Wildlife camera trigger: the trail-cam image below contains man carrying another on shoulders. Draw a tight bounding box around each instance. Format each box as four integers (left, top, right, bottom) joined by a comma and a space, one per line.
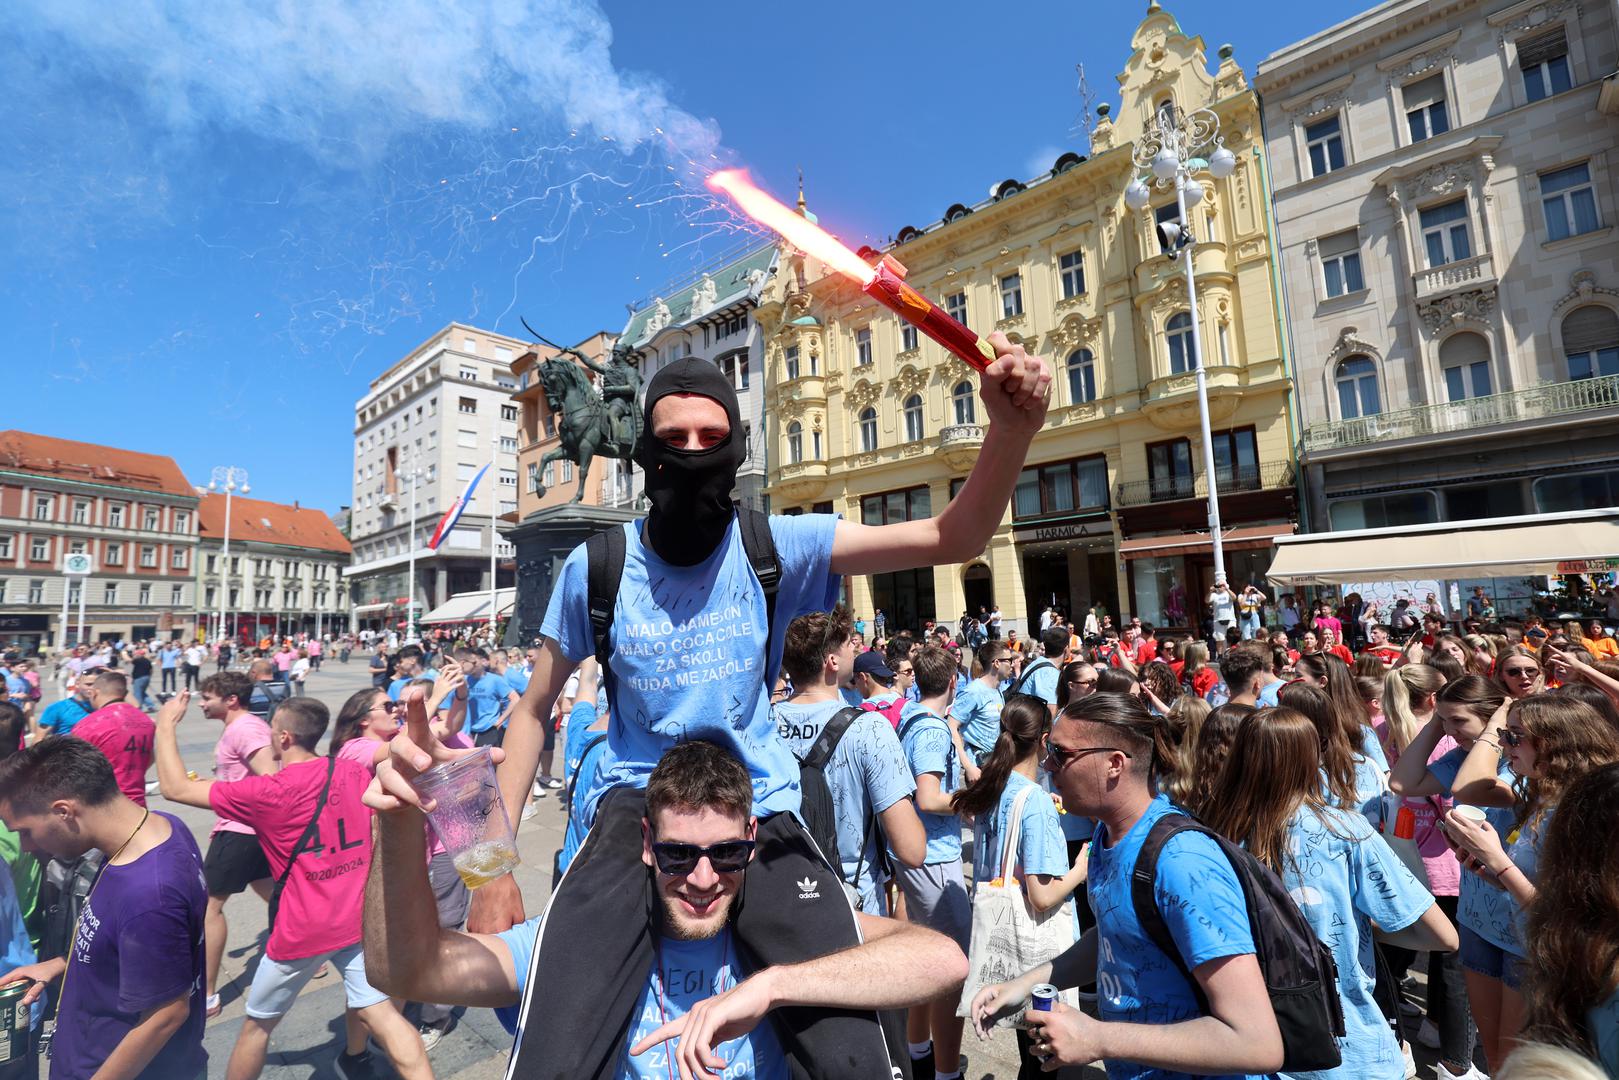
364, 728, 967, 1080
378, 337, 1045, 1077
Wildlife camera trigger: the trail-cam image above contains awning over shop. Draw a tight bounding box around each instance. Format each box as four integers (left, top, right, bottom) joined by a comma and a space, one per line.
352, 602, 394, 615
1267, 509, 1619, 586
420, 588, 516, 625
1119, 524, 1295, 560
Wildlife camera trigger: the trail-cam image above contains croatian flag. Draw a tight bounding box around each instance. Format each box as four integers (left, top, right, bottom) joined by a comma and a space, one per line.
427, 462, 491, 550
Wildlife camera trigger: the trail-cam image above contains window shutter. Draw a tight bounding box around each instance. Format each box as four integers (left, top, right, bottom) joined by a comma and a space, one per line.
1317, 230, 1359, 258
1564, 306, 1619, 355
1517, 27, 1568, 68
1404, 73, 1446, 108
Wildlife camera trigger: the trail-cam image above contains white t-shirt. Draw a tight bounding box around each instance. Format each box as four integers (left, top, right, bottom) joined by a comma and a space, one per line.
1208, 589, 1236, 625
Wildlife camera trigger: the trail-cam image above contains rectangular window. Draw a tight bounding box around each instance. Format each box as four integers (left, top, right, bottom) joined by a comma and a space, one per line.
67, 539, 86, 555
138, 583, 151, 605
171, 548, 187, 569
140, 545, 157, 567
1519, 28, 1572, 102
205, 586, 216, 607
543, 461, 555, 488
0, 535, 10, 559
1147, 439, 1195, 500
1305, 115, 1346, 176
458, 396, 477, 414
496, 377, 516, 390
174, 511, 189, 532
103, 541, 121, 566
944, 291, 967, 328
1404, 74, 1450, 143
457, 428, 477, 448
860, 486, 931, 525
1445, 360, 1493, 401
1210, 428, 1260, 489
499, 469, 517, 487
500, 404, 518, 422
457, 462, 475, 483
856, 328, 873, 366
1318, 230, 1365, 297
1012, 456, 1110, 520
105, 582, 119, 604
561, 460, 574, 483
28, 581, 43, 604
785, 345, 801, 381
495, 345, 513, 364
901, 323, 918, 352
30, 537, 48, 561
499, 436, 517, 452
72, 500, 91, 524
1541, 163, 1600, 242
33, 496, 52, 521
108, 504, 125, 527
143, 507, 159, 530
463, 336, 478, 354
1419, 199, 1472, 267
999, 273, 1024, 318
171, 584, 184, 604
1059, 250, 1086, 299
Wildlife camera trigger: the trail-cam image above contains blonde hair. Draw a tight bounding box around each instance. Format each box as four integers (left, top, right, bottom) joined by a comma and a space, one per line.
1495, 1043, 1609, 1080
1382, 664, 1444, 753
1160, 695, 1211, 807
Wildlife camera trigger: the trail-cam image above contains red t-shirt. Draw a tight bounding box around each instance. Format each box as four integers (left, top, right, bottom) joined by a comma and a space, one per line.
208, 757, 373, 961
72, 704, 154, 807
1137, 639, 1159, 664
1187, 667, 1220, 699
1328, 644, 1354, 664
1362, 645, 1403, 667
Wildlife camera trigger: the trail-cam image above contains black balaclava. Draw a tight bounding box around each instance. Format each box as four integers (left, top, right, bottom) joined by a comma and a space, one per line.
634, 357, 746, 566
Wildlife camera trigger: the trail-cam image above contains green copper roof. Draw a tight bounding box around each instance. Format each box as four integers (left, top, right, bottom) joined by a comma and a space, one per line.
621, 243, 777, 347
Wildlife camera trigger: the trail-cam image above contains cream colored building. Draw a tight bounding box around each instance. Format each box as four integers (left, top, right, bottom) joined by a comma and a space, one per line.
1258, 0, 1619, 609
758, 5, 1298, 636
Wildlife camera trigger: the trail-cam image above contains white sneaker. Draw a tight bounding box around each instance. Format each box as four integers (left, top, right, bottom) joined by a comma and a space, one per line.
520, 801, 538, 821
1402, 1041, 1417, 1080
1418, 1019, 1441, 1049
1436, 1059, 1488, 1080
530, 782, 550, 799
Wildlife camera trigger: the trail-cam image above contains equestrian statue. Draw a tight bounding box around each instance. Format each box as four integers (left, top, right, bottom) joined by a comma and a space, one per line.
532, 340, 643, 503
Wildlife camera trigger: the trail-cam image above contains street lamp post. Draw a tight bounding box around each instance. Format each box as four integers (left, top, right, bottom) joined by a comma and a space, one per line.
1125, 104, 1238, 585
207, 467, 250, 643
401, 450, 425, 643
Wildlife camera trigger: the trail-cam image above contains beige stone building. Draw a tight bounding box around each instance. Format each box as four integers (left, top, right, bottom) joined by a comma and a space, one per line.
1258, 0, 1619, 607
757, 5, 1298, 635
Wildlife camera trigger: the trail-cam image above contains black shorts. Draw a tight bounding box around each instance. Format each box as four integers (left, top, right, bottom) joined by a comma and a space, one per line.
204, 831, 272, 897
473, 726, 506, 749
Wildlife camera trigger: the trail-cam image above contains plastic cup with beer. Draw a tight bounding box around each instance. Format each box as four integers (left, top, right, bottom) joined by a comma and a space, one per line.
410, 747, 520, 889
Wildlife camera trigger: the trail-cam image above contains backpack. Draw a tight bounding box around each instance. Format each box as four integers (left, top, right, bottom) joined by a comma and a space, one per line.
1130, 814, 1346, 1073
37, 850, 105, 1018
1008, 656, 1055, 697
794, 706, 890, 889
586, 505, 779, 694
860, 696, 906, 730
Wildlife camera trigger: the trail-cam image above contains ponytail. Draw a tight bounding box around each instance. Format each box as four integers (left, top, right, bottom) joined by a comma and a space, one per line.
1383, 664, 1444, 753
952, 694, 1048, 818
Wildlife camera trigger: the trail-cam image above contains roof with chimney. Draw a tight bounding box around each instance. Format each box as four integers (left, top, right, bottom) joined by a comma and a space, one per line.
0, 430, 195, 498
198, 492, 352, 555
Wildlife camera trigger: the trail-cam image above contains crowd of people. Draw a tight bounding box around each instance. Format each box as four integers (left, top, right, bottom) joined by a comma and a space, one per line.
1, 334, 1616, 1080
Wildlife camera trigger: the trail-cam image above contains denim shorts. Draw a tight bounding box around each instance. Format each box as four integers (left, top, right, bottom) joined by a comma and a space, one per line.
244, 943, 386, 1019
1458, 925, 1523, 990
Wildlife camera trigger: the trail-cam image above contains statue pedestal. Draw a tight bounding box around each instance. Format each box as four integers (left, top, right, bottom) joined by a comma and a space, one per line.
501, 504, 643, 647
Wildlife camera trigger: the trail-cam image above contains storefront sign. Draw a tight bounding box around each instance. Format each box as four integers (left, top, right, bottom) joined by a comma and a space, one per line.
0, 615, 48, 633
1556, 559, 1619, 574
1012, 520, 1111, 545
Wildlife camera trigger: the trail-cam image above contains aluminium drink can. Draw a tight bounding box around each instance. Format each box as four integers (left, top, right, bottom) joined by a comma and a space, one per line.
0, 980, 27, 1065
1030, 983, 1058, 1012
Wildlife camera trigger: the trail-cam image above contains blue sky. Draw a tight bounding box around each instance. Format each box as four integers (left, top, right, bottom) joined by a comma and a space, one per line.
2, 0, 1369, 515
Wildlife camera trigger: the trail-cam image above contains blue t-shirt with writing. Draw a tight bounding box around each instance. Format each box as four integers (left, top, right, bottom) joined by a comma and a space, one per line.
897, 702, 962, 865
773, 697, 915, 914
1429, 747, 1522, 953
1281, 804, 1433, 1080
971, 771, 1068, 889
558, 701, 608, 876
386, 667, 440, 703
950, 680, 1004, 764
1086, 795, 1263, 1080
498, 917, 788, 1078
542, 515, 840, 824
463, 672, 514, 734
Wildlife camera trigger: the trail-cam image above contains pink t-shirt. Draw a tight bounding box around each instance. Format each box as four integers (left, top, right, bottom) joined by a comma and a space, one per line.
273, 650, 296, 672
208, 757, 373, 961
307, 640, 322, 656
335, 736, 383, 774
1376, 720, 1462, 896
212, 715, 274, 837
73, 704, 154, 807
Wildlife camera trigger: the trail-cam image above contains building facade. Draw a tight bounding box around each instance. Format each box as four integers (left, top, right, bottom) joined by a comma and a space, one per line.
757, 6, 1296, 635
610, 243, 778, 510
510, 331, 618, 517
1258, 0, 1619, 609
0, 431, 200, 649
344, 323, 527, 630
195, 493, 352, 642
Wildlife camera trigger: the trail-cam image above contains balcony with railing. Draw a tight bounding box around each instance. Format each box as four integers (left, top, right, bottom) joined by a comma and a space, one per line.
1413, 253, 1494, 301
1114, 461, 1296, 508
936, 423, 984, 469
1302, 374, 1619, 455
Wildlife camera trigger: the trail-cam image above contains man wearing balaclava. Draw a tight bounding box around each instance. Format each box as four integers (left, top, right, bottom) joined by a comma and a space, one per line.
375, 334, 1052, 1077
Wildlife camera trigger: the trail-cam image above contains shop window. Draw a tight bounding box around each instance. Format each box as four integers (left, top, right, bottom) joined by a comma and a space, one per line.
1327, 491, 1438, 530
1534, 468, 1619, 513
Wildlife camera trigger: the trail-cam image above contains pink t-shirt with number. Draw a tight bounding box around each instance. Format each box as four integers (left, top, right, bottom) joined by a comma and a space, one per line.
208, 757, 373, 961
212, 714, 274, 837
72, 703, 154, 807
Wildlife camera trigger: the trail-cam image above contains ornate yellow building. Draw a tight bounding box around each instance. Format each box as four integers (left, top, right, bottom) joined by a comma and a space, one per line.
757, 4, 1299, 636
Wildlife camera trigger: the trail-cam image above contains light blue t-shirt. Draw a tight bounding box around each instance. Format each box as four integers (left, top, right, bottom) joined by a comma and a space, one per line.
1086, 795, 1263, 1080
159, 647, 181, 669
504, 665, 531, 695
971, 771, 1068, 890
1504, 807, 1551, 946
40, 695, 93, 736
1590, 989, 1619, 1080
897, 702, 962, 865
1014, 657, 1061, 705
463, 672, 515, 733
1281, 805, 1433, 1080
542, 515, 840, 825
558, 701, 608, 876
951, 680, 1004, 764
773, 698, 915, 914
1429, 747, 1522, 954
496, 916, 788, 1078
1359, 727, 1390, 772
386, 668, 440, 703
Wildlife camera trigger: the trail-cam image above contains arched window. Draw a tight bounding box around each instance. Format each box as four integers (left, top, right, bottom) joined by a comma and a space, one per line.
1166, 312, 1197, 373
786, 421, 803, 464
1334, 356, 1381, 419
859, 407, 878, 452
1439, 332, 1493, 401
1067, 349, 1097, 404
952, 381, 976, 425
1564, 305, 1619, 381
903, 394, 925, 442
1156, 97, 1177, 129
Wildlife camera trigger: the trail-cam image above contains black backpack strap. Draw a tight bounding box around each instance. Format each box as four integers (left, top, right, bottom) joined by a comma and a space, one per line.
735, 506, 780, 664
1129, 813, 1214, 1012
1009, 657, 1053, 697
801, 706, 864, 771
585, 525, 627, 678
269, 755, 337, 930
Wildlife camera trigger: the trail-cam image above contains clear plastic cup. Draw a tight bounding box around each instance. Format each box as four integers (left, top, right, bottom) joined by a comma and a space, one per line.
410, 748, 520, 889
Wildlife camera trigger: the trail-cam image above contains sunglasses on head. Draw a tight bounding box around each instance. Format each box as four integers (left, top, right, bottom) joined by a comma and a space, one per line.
650, 839, 755, 875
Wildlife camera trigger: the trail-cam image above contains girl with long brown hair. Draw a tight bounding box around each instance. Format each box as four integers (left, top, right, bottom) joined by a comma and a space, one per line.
1389, 675, 1516, 1074
1520, 761, 1619, 1075
1184, 701, 1254, 817
1298, 651, 1390, 772
1494, 645, 1544, 700
1201, 708, 1455, 1079
1277, 681, 1366, 813
1156, 694, 1209, 808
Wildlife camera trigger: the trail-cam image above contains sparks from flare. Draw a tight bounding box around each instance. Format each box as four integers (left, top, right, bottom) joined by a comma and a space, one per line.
706, 169, 875, 285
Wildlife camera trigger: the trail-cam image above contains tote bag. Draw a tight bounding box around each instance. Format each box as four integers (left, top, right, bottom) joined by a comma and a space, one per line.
956, 785, 1079, 1023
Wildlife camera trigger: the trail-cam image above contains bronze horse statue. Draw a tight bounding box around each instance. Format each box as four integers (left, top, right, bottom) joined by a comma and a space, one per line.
534, 356, 640, 503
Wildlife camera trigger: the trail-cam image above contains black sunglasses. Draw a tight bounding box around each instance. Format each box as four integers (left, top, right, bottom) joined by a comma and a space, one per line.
1500, 729, 1530, 748
1043, 737, 1130, 769
650, 839, 755, 875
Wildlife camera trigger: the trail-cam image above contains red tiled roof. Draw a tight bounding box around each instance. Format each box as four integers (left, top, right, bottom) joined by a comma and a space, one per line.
198, 493, 352, 554
0, 430, 194, 497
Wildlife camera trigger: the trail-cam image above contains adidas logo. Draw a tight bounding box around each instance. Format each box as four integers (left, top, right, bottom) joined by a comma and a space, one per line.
796, 877, 820, 900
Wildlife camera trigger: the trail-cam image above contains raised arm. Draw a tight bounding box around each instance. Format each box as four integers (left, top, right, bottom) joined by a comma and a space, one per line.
1388, 712, 1450, 797
152, 692, 214, 809
1451, 701, 1516, 808
831, 334, 1049, 575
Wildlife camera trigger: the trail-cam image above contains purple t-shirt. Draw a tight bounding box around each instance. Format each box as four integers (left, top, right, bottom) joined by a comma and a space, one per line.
55, 811, 207, 1080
